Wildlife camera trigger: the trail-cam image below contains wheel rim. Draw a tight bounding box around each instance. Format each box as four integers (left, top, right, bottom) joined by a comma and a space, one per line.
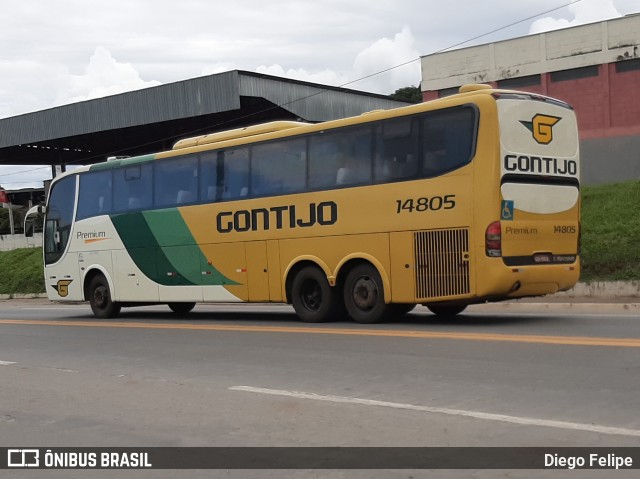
300, 278, 322, 312
93, 285, 108, 310
352, 275, 378, 311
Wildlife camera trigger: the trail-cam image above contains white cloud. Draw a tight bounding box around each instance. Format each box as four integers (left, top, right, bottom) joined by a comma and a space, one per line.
352, 26, 421, 93
255, 64, 350, 88
255, 26, 421, 95
0, 47, 162, 118
201, 63, 236, 77
530, 0, 622, 34
57, 47, 162, 105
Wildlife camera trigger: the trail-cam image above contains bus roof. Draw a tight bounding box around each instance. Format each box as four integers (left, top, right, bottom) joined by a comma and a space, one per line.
173, 121, 310, 150
51, 84, 572, 183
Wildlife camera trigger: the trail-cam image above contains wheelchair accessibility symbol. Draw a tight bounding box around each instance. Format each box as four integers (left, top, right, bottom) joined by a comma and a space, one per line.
501, 200, 514, 220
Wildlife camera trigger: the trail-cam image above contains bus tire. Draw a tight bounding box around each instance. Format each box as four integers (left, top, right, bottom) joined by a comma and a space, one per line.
88, 274, 121, 319
343, 264, 389, 324
427, 304, 467, 318
291, 266, 338, 323
168, 302, 196, 315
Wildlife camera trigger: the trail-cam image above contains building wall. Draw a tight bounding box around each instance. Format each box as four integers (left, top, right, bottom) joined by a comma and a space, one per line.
610, 62, 640, 130
581, 135, 640, 184
421, 15, 640, 185
0, 233, 42, 251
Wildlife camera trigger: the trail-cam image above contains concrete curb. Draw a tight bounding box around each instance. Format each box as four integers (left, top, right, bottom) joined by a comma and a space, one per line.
478, 302, 640, 313
0, 293, 48, 300
554, 281, 640, 298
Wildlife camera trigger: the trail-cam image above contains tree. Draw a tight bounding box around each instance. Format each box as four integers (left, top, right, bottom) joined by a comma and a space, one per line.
390, 85, 422, 104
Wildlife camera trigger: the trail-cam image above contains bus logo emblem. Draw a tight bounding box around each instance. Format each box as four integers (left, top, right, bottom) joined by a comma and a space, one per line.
53, 279, 73, 297
520, 114, 561, 145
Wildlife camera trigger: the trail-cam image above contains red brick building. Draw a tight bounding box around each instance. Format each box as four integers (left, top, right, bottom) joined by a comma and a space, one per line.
420, 14, 640, 185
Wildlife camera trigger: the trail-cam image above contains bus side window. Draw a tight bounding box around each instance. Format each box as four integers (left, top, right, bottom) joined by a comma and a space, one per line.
154, 156, 198, 208
251, 140, 305, 196
423, 133, 446, 176
336, 153, 370, 185
422, 108, 476, 177
374, 118, 418, 182
309, 134, 341, 189
199, 151, 220, 202
128, 197, 142, 209
222, 148, 249, 199
335, 157, 354, 185
309, 126, 372, 189
77, 170, 113, 220
114, 164, 153, 212
176, 190, 196, 204
199, 148, 249, 202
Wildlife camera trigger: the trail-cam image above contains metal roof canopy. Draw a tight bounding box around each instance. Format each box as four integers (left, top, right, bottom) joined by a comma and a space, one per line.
0, 70, 409, 167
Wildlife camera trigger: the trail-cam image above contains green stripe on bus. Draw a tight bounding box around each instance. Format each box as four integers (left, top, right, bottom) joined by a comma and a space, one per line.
110, 210, 239, 286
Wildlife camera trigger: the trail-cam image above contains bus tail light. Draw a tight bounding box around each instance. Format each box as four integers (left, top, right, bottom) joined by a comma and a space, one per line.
485, 221, 502, 257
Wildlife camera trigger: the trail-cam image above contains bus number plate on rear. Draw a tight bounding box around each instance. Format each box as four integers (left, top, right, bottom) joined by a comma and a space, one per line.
395, 195, 456, 214
533, 253, 552, 263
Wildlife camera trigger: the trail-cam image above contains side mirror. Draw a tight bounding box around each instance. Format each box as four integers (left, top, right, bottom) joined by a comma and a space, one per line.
23, 205, 45, 238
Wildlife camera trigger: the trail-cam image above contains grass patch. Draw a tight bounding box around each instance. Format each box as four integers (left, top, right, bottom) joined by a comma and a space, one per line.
580, 180, 640, 281
0, 247, 45, 294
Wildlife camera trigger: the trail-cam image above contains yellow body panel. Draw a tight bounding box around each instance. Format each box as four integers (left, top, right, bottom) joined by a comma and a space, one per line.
179, 170, 476, 304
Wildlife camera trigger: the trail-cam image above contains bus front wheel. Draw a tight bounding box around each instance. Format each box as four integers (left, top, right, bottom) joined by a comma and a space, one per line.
88, 274, 121, 319
343, 264, 389, 324
291, 266, 339, 323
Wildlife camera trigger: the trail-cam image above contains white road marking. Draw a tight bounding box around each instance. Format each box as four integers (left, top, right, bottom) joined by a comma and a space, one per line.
230, 386, 640, 438
0, 360, 17, 366
49, 367, 79, 373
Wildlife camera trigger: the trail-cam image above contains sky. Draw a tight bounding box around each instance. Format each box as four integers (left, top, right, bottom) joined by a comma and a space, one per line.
0, 0, 637, 190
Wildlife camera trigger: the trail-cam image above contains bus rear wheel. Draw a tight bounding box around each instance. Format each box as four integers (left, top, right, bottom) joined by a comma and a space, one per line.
88, 274, 121, 319
291, 266, 339, 323
343, 264, 389, 324
168, 302, 196, 315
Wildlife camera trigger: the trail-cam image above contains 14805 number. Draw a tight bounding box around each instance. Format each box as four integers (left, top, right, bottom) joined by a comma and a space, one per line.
395, 195, 456, 214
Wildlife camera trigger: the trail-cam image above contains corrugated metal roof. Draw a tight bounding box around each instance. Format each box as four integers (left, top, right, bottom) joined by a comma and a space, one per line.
0, 71, 240, 148
238, 71, 403, 122
0, 71, 408, 163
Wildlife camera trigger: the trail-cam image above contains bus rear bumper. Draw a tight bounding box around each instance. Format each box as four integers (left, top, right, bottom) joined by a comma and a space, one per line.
503, 264, 579, 299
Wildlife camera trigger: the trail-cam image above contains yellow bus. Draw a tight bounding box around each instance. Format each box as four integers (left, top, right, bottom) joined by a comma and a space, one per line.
26, 84, 580, 323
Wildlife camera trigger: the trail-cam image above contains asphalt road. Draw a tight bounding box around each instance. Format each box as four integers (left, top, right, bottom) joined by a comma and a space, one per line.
1, 299, 639, 479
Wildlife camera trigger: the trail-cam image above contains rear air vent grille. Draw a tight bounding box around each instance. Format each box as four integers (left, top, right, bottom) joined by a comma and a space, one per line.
414, 228, 470, 300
